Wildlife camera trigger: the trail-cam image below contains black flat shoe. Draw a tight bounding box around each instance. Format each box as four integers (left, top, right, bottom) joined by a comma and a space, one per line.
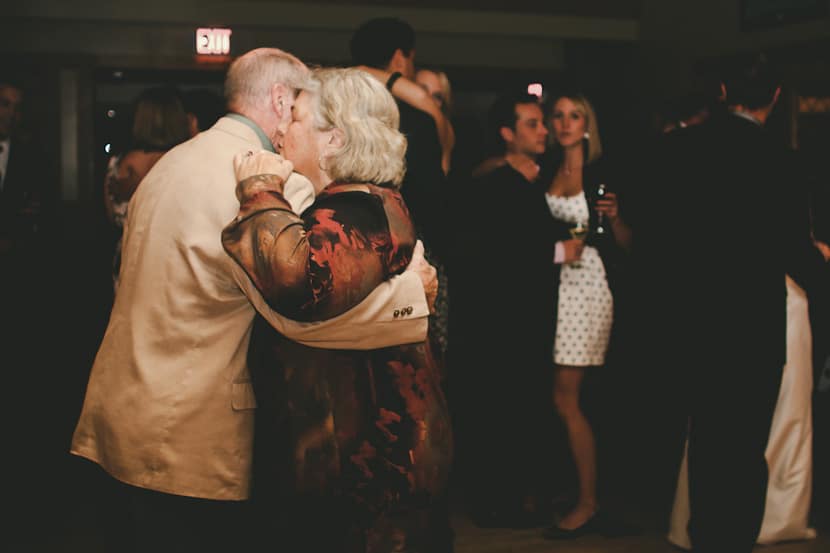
541, 512, 600, 540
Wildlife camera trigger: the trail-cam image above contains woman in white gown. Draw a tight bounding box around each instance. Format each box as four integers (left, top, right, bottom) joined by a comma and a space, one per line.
667, 275, 817, 547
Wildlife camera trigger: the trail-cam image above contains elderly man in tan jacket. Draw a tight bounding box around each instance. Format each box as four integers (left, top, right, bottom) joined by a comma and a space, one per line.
70, 48, 437, 552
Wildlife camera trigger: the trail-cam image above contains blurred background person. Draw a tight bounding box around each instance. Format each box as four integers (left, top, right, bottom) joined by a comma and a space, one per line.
0, 77, 54, 257
666, 84, 830, 549
2, 75, 60, 547
541, 91, 631, 539
103, 86, 190, 292
415, 67, 456, 174
351, 17, 451, 374
636, 52, 825, 553
450, 90, 569, 529
356, 63, 455, 178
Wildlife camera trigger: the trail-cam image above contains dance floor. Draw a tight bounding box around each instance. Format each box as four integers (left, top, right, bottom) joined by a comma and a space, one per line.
452, 512, 829, 553
18, 494, 829, 553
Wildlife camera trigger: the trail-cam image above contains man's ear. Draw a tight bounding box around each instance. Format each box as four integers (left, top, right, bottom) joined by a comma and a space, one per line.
499, 126, 515, 146
270, 83, 292, 120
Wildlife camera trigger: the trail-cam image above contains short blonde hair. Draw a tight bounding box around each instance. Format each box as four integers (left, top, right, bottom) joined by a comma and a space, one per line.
549, 93, 603, 163
225, 48, 309, 113
308, 67, 407, 186
416, 68, 453, 115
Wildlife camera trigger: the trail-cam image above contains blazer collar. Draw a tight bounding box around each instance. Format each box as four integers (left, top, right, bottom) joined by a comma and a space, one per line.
214, 114, 276, 152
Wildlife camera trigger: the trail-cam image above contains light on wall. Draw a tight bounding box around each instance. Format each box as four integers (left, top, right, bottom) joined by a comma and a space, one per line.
196, 28, 232, 55
527, 83, 543, 99
799, 96, 830, 113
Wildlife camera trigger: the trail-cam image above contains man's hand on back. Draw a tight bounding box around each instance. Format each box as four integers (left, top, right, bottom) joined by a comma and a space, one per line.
406, 240, 438, 314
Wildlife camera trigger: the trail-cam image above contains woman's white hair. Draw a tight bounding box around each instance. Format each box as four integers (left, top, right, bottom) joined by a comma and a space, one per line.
225, 48, 309, 112
307, 67, 407, 186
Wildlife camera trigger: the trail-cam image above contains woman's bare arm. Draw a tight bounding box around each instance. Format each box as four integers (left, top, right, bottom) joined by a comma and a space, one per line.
356, 66, 454, 174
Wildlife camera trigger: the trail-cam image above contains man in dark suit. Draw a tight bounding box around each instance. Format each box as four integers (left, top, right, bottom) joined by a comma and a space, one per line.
2, 77, 61, 550
639, 53, 825, 553
450, 90, 579, 528
0, 82, 36, 255
349, 17, 448, 263
0, 79, 50, 256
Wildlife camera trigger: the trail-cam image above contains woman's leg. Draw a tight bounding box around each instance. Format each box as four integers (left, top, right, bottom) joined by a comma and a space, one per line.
553, 364, 597, 529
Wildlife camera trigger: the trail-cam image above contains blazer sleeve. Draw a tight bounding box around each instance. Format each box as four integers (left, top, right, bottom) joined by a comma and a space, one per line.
222, 175, 428, 350
233, 264, 427, 350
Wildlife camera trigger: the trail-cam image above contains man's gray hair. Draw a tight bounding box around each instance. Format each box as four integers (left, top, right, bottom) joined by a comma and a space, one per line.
309, 67, 406, 186
225, 48, 309, 112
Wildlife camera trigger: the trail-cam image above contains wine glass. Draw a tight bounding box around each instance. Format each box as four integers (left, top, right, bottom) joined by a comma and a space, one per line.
568, 221, 588, 268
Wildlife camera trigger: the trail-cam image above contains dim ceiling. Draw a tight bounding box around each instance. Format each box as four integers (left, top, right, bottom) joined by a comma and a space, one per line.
242, 0, 642, 19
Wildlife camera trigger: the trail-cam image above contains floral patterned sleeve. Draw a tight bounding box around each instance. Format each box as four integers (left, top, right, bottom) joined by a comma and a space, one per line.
222, 175, 414, 322
104, 155, 129, 228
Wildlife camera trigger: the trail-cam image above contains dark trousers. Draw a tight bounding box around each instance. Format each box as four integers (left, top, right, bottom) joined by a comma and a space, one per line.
684, 361, 782, 553
449, 346, 554, 519
84, 463, 259, 553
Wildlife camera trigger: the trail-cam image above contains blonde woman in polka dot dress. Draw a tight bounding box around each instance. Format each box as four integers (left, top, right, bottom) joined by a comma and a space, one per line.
542, 93, 631, 539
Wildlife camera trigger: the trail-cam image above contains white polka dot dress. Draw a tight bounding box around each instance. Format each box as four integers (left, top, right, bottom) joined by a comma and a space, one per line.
546, 191, 613, 367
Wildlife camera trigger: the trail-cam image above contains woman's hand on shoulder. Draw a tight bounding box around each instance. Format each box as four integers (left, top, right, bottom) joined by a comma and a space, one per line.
233, 149, 295, 202
405, 240, 438, 314
234, 149, 293, 182
471, 156, 507, 179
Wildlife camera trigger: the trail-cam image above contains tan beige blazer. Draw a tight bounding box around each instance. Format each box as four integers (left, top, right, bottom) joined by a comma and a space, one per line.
70, 117, 428, 500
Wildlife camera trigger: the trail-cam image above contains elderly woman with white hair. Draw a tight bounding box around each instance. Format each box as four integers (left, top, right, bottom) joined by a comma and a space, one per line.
222, 67, 453, 553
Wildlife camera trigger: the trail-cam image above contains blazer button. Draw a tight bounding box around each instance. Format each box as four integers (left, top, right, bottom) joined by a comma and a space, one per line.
406, 306, 413, 315
393, 309, 400, 318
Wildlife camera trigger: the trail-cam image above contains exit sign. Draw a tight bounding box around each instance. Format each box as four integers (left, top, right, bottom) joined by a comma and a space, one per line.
196, 28, 232, 55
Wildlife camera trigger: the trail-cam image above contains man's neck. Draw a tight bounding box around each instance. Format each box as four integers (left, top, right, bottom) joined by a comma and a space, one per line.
505, 151, 536, 167
228, 109, 278, 152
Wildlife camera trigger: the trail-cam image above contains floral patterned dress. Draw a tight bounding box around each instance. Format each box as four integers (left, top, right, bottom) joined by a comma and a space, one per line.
222, 179, 453, 553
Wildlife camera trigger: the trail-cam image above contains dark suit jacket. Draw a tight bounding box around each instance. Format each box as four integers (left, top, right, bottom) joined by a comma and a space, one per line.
451, 164, 567, 371
0, 136, 53, 247
396, 102, 449, 264
639, 112, 824, 370
448, 164, 566, 480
